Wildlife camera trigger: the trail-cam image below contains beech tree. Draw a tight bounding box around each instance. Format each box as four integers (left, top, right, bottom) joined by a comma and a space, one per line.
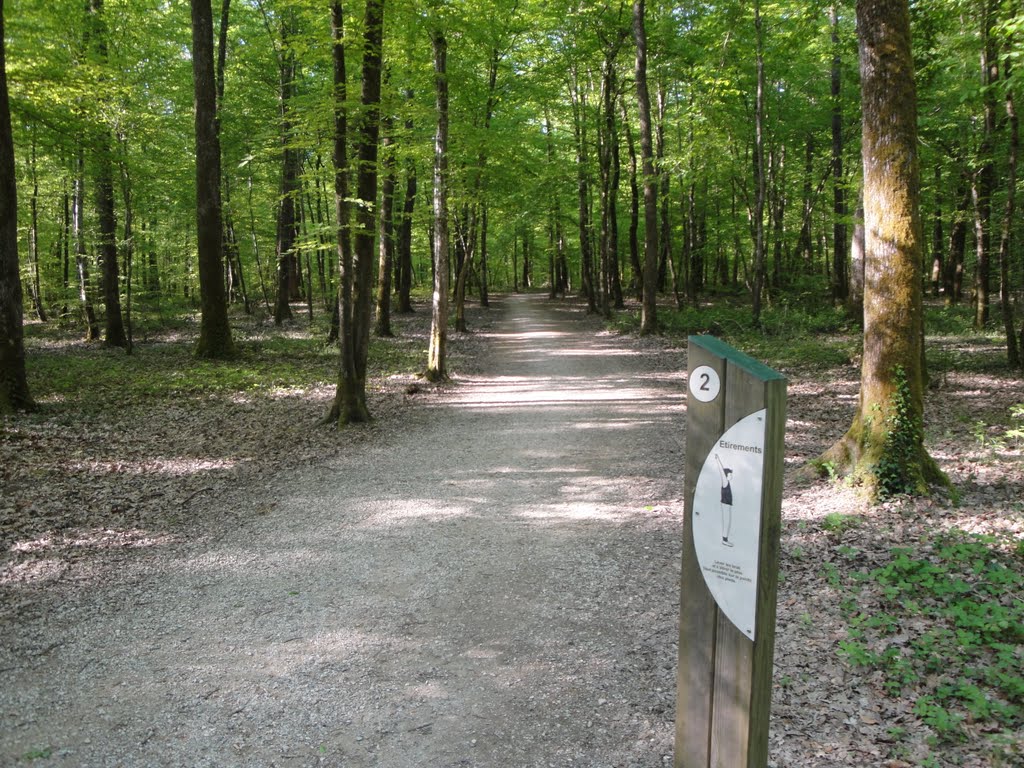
190, 0, 234, 359
425, 21, 450, 383
633, 0, 658, 335
0, 0, 33, 413
329, 0, 384, 424
823, 0, 944, 497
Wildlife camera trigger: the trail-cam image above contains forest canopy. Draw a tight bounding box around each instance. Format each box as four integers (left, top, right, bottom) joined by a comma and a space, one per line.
1, 0, 1020, 361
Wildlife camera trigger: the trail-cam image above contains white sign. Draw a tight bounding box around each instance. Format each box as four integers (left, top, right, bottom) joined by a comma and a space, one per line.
692, 409, 767, 640
689, 365, 721, 403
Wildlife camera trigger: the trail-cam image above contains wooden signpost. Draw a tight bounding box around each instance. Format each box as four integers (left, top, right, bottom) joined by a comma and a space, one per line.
675, 336, 787, 768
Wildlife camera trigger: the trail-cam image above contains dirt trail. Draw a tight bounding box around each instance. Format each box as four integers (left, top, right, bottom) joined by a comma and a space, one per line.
2, 294, 686, 768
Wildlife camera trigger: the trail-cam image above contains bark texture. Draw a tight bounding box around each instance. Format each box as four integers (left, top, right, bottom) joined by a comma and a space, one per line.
633, 0, 658, 335
426, 26, 449, 383
331, 0, 383, 423
190, 0, 234, 358
0, 0, 34, 412
823, 0, 943, 496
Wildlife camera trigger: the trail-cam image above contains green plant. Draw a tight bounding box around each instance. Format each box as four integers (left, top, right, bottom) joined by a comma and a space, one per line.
874, 366, 926, 500
822, 512, 861, 534
836, 530, 1024, 744
23, 747, 53, 761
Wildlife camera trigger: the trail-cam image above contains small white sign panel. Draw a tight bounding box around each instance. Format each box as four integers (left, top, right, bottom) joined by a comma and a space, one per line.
689, 365, 721, 403
692, 409, 767, 640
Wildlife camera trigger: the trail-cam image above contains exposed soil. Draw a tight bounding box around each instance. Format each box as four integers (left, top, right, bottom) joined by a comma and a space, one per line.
1, 293, 1021, 767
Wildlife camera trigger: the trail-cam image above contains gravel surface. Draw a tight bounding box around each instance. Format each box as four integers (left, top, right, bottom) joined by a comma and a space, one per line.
1, 294, 687, 767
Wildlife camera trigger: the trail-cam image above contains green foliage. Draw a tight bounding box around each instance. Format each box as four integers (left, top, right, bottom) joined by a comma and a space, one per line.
822, 512, 861, 535
874, 366, 925, 500
612, 300, 855, 370
837, 530, 1024, 744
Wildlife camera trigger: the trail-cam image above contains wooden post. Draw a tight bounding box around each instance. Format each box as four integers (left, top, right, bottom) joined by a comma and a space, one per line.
675, 335, 786, 768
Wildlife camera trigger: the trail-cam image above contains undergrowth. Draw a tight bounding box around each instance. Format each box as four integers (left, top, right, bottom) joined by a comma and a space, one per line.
837, 530, 1024, 751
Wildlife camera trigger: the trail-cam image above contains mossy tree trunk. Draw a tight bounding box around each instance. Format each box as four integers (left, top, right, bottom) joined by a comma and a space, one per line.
822, 0, 944, 498
0, 0, 34, 413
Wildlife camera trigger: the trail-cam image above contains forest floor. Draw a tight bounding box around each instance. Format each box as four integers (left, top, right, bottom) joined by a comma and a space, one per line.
1, 293, 1022, 768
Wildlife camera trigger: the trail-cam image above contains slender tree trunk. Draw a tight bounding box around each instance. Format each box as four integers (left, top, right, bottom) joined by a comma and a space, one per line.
823, 0, 943, 497
751, 0, 767, 323
331, 0, 383, 421
27, 129, 46, 321
191, 0, 234, 358
396, 93, 416, 314
120, 154, 133, 354
973, 0, 997, 329
931, 165, 943, 297
87, 0, 127, 348
375, 122, 396, 337
998, 50, 1020, 367
0, 0, 33, 413
621, 96, 642, 300
634, 0, 658, 335
426, 25, 449, 382
524, 230, 532, 290
480, 204, 489, 307
944, 178, 969, 306
571, 73, 596, 311
830, 6, 848, 303
655, 83, 681, 310
74, 152, 99, 340
274, 13, 299, 325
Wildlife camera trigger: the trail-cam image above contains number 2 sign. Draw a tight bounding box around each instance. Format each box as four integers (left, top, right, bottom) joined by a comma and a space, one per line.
688, 365, 721, 403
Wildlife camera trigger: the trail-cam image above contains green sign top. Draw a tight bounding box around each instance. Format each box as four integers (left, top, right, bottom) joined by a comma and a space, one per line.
689, 335, 786, 383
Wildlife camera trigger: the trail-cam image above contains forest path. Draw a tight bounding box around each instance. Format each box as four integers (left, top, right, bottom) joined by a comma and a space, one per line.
2, 294, 686, 768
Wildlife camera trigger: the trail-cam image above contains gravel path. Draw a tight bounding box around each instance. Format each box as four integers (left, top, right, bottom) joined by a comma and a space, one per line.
2, 294, 687, 768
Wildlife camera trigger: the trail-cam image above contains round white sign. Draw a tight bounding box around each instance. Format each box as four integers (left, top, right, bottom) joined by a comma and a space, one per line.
689, 365, 721, 403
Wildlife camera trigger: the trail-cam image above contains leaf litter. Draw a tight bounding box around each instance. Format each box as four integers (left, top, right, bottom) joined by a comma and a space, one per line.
1, 299, 1022, 767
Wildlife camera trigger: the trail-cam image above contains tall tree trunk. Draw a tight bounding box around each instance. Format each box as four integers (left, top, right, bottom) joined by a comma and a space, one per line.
522, 229, 531, 289
120, 152, 133, 354
973, 0, 997, 329
571, 72, 596, 311
655, 83, 680, 310
824, 0, 943, 497
27, 129, 46, 321
930, 165, 943, 297
998, 50, 1020, 367
426, 25, 449, 382
396, 93, 416, 314
944, 178, 969, 306
274, 13, 300, 325
621, 96, 642, 300
830, 6, 848, 303
0, 0, 33, 413
331, 0, 383, 421
88, 0, 127, 348
375, 122, 396, 337
190, 0, 234, 358
634, 0, 658, 335
480, 204, 490, 307
74, 151, 100, 340
751, 0, 767, 324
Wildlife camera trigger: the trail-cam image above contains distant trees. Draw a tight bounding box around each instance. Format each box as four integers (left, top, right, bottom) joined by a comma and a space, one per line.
1, 0, 1022, 413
